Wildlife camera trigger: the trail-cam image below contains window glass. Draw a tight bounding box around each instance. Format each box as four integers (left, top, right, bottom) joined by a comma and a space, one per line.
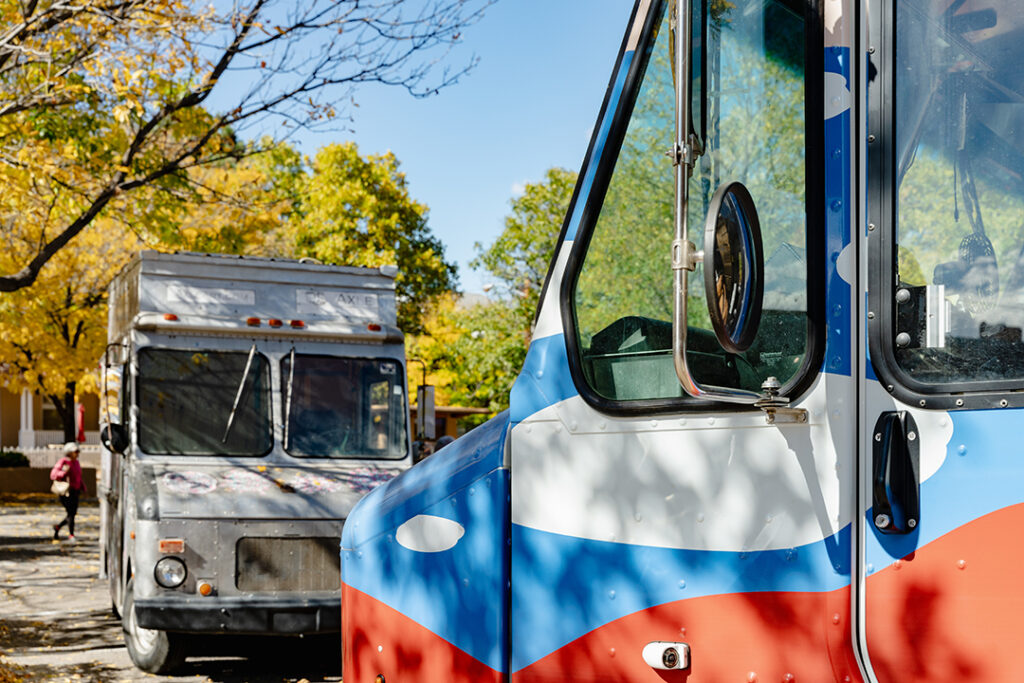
282, 355, 407, 459
572, 0, 810, 402
893, 0, 1024, 385
137, 348, 272, 456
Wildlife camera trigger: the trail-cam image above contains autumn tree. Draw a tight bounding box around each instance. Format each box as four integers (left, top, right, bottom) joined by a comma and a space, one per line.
0, 220, 139, 441
280, 142, 458, 334
0, 0, 492, 293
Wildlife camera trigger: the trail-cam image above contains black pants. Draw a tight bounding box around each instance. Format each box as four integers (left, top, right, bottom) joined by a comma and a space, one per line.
56, 489, 80, 536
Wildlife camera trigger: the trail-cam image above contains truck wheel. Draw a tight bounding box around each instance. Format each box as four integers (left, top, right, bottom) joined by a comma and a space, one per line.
122, 578, 187, 673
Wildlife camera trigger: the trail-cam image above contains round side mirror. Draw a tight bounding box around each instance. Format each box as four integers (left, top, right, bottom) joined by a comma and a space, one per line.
101, 423, 129, 454
702, 181, 764, 354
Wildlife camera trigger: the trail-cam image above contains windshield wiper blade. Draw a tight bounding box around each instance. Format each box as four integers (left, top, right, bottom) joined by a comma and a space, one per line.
222, 343, 257, 443
283, 347, 295, 450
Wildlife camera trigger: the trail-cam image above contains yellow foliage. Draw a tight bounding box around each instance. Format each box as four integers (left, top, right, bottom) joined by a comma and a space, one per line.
0, 217, 139, 409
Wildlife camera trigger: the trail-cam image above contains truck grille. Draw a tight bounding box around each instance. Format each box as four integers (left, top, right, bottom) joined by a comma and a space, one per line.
236, 537, 340, 592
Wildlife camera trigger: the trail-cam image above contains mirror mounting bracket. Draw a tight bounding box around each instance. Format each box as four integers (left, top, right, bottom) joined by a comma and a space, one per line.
671, 238, 703, 272
753, 376, 807, 424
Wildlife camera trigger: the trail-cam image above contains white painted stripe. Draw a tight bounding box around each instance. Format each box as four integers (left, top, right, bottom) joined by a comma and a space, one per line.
395, 515, 465, 553
825, 71, 851, 120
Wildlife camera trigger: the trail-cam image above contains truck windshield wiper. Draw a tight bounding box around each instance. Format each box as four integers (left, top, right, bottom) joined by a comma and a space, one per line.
283, 347, 295, 450
222, 343, 257, 443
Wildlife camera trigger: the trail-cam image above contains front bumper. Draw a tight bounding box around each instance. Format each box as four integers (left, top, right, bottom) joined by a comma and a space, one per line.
134, 595, 340, 634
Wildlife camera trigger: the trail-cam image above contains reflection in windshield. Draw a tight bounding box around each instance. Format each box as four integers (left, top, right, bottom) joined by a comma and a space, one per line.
138, 349, 272, 456
282, 355, 407, 459
894, 0, 1024, 384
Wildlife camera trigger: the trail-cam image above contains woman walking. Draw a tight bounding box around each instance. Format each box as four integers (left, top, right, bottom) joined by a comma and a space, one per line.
50, 442, 87, 542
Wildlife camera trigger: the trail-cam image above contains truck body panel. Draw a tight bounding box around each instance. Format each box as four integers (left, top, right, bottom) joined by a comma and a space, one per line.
342, 0, 1024, 681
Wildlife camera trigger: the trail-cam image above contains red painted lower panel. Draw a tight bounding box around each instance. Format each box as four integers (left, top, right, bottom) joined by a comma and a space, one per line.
342, 582, 504, 683
866, 503, 1024, 682
513, 589, 864, 683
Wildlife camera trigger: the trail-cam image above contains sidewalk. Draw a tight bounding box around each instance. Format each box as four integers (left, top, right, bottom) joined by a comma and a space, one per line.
0, 494, 342, 682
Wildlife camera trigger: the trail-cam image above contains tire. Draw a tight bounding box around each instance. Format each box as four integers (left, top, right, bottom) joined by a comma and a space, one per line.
122, 578, 187, 674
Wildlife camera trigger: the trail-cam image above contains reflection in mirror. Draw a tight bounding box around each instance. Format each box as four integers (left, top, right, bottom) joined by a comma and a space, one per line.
703, 182, 764, 354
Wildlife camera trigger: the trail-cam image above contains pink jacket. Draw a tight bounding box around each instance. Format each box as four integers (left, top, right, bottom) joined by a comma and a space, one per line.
50, 457, 86, 494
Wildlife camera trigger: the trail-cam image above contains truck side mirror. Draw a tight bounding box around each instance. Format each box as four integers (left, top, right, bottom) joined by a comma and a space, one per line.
101, 423, 128, 454
415, 385, 436, 441
702, 181, 764, 354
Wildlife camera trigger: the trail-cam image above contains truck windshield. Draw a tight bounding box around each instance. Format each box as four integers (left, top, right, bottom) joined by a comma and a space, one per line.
282, 355, 407, 459
137, 348, 273, 456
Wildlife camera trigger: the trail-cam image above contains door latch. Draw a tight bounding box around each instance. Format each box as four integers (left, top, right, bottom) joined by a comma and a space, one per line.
872, 411, 921, 534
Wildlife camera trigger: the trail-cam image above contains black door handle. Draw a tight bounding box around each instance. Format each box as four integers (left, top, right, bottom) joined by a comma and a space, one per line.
872, 411, 920, 534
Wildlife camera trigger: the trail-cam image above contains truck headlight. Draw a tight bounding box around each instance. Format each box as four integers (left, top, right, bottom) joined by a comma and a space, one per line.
154, 557, 187, 588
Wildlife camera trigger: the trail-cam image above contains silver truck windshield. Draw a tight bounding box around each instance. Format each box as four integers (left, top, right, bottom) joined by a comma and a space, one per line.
137, 348, 273, 456
282, 355, 407, 459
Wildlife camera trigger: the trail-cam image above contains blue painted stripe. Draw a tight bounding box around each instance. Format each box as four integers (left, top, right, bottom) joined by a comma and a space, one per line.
510, 524, 851, 672
867, 407, 1024, 566
509, 334, 579, 423
823, 46, 853, 378
342, 412, 509, 549
564, 50, 635, 242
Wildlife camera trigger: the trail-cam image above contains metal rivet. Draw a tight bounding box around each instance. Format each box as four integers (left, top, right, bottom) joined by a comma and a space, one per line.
896, 332, 911, 347
874, 433, 882, 441
875, 513, 890, 528
895, 288, 910, 303
908, 518, 917, 528
868, 134, 876, 143
958, 559, 967, 570
868, 222, 876, 231
886, 384, 894, 392
907, 431, 916, 441
919, 399, 927, 407
868, 46, 876, 54
955, 398, 964, 407
833, 613, 841, 625
1001, 399, 1009, 407
867, 311, 875, 319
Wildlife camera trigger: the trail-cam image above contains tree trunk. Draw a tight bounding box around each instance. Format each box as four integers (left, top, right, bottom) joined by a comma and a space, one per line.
48, 382, 77, 443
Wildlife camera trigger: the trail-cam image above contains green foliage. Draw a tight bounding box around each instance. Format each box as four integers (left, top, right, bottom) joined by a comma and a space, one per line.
472, 167, 576, 302
0, 450, 28, 468
282, 143, 458, 334
412, 167, 577, 413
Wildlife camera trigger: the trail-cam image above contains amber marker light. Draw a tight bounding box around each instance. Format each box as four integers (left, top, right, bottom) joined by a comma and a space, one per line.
268, 318, 283, 328
163, 313, 179, 321
290, 319, 305, 328
368, 323, 382, 332
158, 538, 185, 554
246, 317, 260, 327
197, 580, 214, 597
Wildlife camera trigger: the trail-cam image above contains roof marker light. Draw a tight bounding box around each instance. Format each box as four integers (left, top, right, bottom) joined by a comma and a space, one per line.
290, 320, 305, 329
268, 318, 283, 328
368, 323, 382, 332
163, 314, 179, 321
246, 317, 260, 327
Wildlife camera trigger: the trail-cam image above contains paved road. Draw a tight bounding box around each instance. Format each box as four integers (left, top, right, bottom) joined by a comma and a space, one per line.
0, 495, 343, 682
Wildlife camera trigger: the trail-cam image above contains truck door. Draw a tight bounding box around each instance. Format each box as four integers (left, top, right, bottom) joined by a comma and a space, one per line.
507, 1, 862, 680
862, 1, 1024, 680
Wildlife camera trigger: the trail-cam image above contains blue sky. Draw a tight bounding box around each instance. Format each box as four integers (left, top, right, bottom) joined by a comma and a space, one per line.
287, 1, 635, 294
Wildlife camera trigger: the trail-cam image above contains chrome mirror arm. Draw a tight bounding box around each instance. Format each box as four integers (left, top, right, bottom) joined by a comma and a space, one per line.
670, 0, 770, 407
